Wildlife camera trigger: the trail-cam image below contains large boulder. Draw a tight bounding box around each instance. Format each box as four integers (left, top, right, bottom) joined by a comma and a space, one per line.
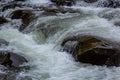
0, 51, 28, 69
61, 36, 120, 66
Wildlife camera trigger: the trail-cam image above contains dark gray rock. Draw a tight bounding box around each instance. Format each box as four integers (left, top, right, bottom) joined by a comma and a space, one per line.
11, 10, 35, 31
51, 0, 75, 6
0, 39, 29, 80
0, 39, 28, 68
0, 39, 9, 46
0, 51, 28, 69
84, 0, 97, 3
0, 17, 8, 24
106, 0, 120, 8
14, 0, 26, 1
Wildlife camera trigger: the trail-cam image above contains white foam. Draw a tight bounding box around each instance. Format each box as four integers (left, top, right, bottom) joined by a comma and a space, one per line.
27, 0, 51, 5
0, 5, 120, 80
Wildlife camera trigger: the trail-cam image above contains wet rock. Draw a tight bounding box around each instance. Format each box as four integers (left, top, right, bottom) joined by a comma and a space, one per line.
75, 0, 120, 8
42, 6, 79, 16
0, 39, 28, 69
0, 49, 29, 80
77, 48, 117, 66
61, 36, 120, 66
51, 0, 75, 6
0, 67, 26, 80
0, 70, 18, 80
84, 0, 97, 3
114, 21, 120, 27
0, 51, 28, 69
1, 2, 23, 11
0, 17, 8, 24
14, 0, 26, 1
11, 10, 35, 31
0, 41, 29, 80
42, 7, 62, 16
18, 76, 32, 80
106, 0, 120, 8
0, 39, 9, 46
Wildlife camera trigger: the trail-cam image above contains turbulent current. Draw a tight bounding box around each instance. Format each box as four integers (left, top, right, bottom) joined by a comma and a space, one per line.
0, 0, 120, 80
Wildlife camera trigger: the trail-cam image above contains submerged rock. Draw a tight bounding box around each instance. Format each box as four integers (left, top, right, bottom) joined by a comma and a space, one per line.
14, 0, 26, 1
0, 39, 29, 80
51, 0, 75, 6
0, 17, 8, 24
0, 51, 28, 69
84, 0, 97, 3
106, 0, 120, 8
61, 36, 120, 66
0, 39, 9, 46
1, 2, 23, 11
11, 10, 35, 31
0, 39, 28, 69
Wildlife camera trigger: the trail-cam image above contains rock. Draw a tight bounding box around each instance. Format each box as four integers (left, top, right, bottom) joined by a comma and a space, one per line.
77, 48, 117, 66
0, 39, 28, 68
51, 0, 75, 6
75, 0, 120, 8
0, 65, 29, 80
42, 6, 79, 16
0, 72, 15, 80
0, 17, 8, 24
14, 0, 26, 1
114, 21, 120, 27
0, 51, 28, 69
1, 2, 23, 11
11, 10, 35, 31
0, 39, 29, 80
18, 76, 32, 80
0, 50, 29, 80
106, 0, 120, 8
61, 36, 120, 66
84, 0, 97, 3
0, 39, 9, 46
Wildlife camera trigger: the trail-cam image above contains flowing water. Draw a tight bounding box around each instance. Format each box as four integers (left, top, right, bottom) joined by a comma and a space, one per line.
0, 0, 120, 80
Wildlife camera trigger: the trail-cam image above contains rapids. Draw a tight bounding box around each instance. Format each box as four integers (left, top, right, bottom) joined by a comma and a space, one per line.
0, 0, 120, 80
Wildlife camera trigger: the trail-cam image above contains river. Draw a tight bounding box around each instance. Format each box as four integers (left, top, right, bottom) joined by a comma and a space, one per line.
0, 0, 120, 80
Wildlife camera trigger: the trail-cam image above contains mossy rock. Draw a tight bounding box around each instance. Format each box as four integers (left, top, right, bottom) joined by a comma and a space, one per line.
61, 36, 120, 66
